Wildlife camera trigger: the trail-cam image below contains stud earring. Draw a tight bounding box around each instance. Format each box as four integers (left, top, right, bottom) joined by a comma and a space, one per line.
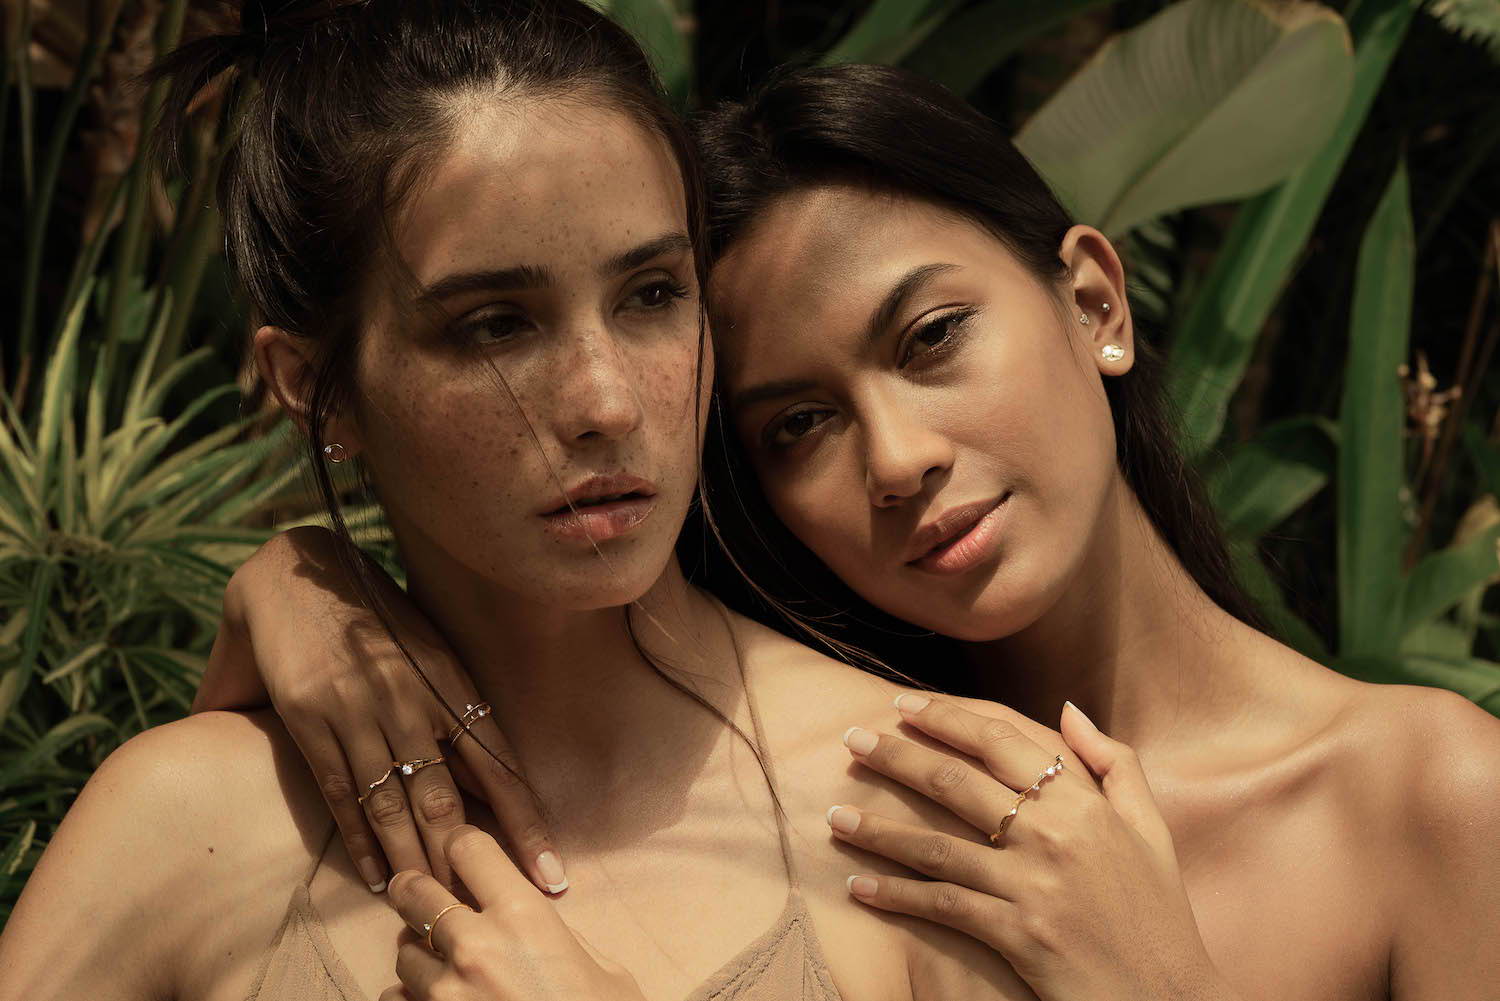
1078, 312, 1090, 325
1101, 344, 1125, 362
1101, 302, 1110, 313
323, 442, 348, 463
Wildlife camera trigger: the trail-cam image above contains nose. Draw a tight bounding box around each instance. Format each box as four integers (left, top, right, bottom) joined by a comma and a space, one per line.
861, 388, 954, 508
559, 327, 644, 444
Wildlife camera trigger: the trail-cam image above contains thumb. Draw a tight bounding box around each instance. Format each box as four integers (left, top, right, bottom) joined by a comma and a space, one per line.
1060, 701, 1174, 854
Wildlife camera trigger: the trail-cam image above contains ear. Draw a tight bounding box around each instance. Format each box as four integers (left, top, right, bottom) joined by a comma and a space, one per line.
1057, 224, 1133, 377
252, 325, 363, 458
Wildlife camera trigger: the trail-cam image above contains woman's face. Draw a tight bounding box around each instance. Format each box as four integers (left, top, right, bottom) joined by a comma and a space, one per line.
711, 183, 1130, 641
347, 98, 707, 611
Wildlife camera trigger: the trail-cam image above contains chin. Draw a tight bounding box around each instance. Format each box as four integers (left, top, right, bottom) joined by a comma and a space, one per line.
876, 554, 1062, 643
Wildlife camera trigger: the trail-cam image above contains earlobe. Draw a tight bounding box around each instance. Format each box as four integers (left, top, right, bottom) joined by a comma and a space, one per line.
1058, 225, 1133, 377
252, 324, 363, 457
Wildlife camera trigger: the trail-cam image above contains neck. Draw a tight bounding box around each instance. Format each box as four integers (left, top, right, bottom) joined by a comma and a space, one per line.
962, 478, 1254, 753
400, 544, 741, 812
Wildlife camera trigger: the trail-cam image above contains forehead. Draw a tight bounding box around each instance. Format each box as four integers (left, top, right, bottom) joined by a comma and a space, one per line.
709, 184, 1023, 377
396, 95, 686, 281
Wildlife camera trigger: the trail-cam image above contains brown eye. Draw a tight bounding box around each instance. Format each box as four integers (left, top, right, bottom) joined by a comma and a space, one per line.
767, 408, 833, 449
627, 279, 690, 309
900, 308, 976, 367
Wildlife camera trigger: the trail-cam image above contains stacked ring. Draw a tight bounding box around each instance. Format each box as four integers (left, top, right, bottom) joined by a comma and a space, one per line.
422, 901, 474, 954
444, 701, 492, 744
356, 754, 448, 804
988, 754, 1065, 847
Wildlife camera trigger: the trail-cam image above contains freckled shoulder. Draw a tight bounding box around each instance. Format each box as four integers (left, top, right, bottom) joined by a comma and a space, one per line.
0, 709, 334, 1001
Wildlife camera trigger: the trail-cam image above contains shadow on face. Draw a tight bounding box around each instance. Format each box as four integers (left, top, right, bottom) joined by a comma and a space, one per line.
710, 182, 1132, 641
348, 96, 710, 613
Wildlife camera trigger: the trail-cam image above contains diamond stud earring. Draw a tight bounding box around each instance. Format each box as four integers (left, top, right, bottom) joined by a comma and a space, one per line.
1101, 344, 1125, 362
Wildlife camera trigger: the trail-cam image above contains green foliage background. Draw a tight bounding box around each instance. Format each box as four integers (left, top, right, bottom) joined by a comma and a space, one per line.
2, 0, 1498, 918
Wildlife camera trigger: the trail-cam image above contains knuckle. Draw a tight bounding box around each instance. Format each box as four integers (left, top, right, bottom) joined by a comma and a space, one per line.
918, 833, 954, 874
446, 827, 492, 862
928, 759, 969, 796
364, 788, 410, 826
978, 718, 1021, 747
513, 820, 552, 851
1020, 910, 1060, 952
416, 785, 462, 827
932, 883, 967, 920
319, 772, 358, 804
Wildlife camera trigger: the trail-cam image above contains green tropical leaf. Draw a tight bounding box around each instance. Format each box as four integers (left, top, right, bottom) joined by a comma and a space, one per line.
1337, 159, 1414, 657
1335, 654, 1500, 715
1399, 522, 1500, 639
1015, 0, 1353, 238
1208, 417, 1337, 539
1168, 0, 1419, 456
592, 0, 693, 105
822, 0, 966, 67
902, 0, 1113, 97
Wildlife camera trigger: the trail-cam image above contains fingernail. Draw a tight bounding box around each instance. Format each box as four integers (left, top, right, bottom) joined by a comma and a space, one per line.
357, 857, 387, 894
536, 850, 569, 894
894, 693, 930, 716
842, 726, 878, 755
1064, 700, 1099, 732
826, 805, 861, 834
847, 875, 879, 899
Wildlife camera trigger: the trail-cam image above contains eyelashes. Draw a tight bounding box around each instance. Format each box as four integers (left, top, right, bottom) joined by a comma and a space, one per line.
898, 306, 977, 368
758, 306, 979, 452
447, 277, 692, 348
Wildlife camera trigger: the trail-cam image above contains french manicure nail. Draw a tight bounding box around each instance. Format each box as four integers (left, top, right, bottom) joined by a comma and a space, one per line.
357, 857, 387, 894
1064, 700, 1099, 732
826, 805, 861, 834
843, 726, 878, 755
847, 875, 879, 898
537, 850, 569, 894
894, 693, 930, 715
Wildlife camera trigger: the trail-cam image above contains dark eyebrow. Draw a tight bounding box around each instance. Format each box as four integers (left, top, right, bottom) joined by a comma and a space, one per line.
600, 232, 692, 277
729, 263, 963, 414
414, 232, 692, 306
729, 378, 819, 413
866, 263, 962, 344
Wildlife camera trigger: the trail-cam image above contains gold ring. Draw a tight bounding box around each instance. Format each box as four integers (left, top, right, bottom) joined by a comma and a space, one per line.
357, 766, 396, 805
392, 754, 446, 777
444, 702, 492, 744
423, 901, 473, 954
987, 755, 1064, 847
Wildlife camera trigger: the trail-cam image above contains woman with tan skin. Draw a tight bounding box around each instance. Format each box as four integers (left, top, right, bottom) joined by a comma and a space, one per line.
201, 63, 1500, 1001
0, 6, 1182, 1001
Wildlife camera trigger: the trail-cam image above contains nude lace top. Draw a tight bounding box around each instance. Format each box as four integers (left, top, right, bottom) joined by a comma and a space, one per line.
243, 617, 845, 1000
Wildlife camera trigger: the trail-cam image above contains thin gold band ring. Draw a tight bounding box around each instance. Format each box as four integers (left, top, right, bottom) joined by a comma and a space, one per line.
423, 901, 473, 953
988, 755, 1065, 847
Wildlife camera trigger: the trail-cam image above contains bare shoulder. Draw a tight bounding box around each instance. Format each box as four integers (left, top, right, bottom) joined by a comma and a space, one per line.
728, 611, 1043, 999
0, 709, 328, 1001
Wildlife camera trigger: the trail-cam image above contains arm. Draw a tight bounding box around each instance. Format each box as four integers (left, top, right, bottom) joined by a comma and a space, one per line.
1389, 688, 1500, 999
192, 526, 564, 896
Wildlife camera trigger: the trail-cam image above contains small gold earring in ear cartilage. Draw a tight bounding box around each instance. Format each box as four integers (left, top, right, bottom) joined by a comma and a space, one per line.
1078, 312, 1090, 325
1101, 344, 1125, 362
1101, 302, 1111, 312
322, 442, 348, 463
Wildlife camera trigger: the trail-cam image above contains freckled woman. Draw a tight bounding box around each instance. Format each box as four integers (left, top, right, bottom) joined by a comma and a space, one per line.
201, 58, 1500, 1001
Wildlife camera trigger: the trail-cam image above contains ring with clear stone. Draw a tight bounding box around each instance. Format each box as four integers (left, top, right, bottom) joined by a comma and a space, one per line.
987, 754, 1065, 847
444, 701, 492, 744
392, 754, 446, 778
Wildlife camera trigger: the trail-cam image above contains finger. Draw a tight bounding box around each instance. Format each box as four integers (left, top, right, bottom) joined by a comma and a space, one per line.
842, 726, 1013, 834
449, 711, 567, 894
393, 933, 447, 999
339, 719, 432, 885
387, 722, 466, 892
386, 868, 477, 960
1060, 701, 1174, 853
444, 824, 542, 913
845, 872, 1010, 951
283, 715, 391, 893
892, 694, 1068, 792
825, 805, 1014, 897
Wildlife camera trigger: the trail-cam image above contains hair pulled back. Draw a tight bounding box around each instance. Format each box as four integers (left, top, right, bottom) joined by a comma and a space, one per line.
689, 63, 1265, 673
150, 0, 720, 777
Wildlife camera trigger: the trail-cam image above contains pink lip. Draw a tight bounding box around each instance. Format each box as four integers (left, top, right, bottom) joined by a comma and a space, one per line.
906, 493, 1010, 576
540, 473, 658, 542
